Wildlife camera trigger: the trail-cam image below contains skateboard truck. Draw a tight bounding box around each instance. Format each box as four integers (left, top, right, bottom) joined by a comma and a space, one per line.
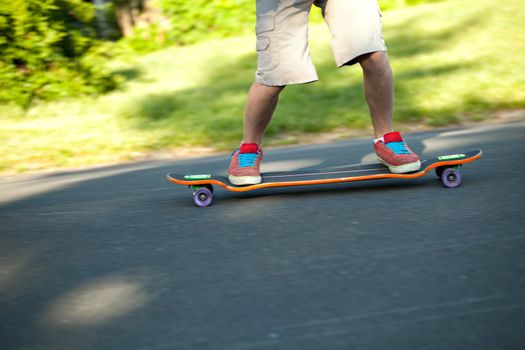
182, 175, 215, 207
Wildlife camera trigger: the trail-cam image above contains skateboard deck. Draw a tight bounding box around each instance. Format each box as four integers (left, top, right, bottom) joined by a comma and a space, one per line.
167, 149, 482, 207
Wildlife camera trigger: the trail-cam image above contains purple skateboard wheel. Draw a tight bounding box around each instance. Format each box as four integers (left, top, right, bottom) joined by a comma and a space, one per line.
193, 187, 213, 207
441, 168, 462, 188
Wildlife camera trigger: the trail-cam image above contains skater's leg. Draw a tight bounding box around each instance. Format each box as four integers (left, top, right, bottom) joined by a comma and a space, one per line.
242, 83, 285, 146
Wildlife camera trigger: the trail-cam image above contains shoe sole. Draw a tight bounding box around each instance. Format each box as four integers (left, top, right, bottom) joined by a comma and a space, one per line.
378, 158, 422, 174
228, 175, 262, 185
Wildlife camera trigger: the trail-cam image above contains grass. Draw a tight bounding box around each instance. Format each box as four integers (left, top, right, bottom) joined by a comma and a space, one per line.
1, 0, 524, 174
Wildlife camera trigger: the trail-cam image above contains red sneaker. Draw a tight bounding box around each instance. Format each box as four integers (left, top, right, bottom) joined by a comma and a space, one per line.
228, 143, 263, 185
374, 132, 421, 173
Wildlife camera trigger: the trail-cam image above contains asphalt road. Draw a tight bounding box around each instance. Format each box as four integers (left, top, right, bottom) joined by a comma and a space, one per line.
1, 122, 524, 350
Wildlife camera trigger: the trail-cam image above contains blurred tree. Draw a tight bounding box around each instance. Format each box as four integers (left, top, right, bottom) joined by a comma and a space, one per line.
112, 0, 161, 37
0, 0, 116, 108
110, 0, 171, 52
94, 0, 111, 38
160, 0, 255, 45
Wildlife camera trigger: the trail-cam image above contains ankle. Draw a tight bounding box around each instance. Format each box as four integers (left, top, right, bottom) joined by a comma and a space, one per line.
240, 143, 259, 154
373, 130, 393, 140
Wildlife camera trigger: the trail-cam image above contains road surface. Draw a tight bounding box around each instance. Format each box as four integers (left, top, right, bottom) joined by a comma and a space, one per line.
1, 122, 524, 349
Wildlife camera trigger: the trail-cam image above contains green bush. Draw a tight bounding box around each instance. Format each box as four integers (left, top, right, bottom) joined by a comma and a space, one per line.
161, 0, 256, 45
118, 22, 171, 54
379, 0, 444, 11
0, 0, 117, 108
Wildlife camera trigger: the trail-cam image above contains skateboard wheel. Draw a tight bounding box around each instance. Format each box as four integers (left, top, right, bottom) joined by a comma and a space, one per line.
193, 187, 213, 207
441, 168, 462, 188
436, 165, 461, 179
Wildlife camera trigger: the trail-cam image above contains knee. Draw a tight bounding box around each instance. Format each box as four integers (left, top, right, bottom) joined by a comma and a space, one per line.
272, 85, 286, 94
253, 82, 286, 97
358, 51, 390, 75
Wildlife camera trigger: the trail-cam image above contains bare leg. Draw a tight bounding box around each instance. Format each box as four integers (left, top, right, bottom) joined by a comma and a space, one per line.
242, 82, 285, 146
359, 52, 394, 138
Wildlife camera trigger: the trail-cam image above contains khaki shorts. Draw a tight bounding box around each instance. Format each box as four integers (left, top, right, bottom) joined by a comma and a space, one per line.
255, 0, 387, 86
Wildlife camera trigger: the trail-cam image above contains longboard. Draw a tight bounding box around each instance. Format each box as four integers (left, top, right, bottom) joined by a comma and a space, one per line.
167, 149, 482, 207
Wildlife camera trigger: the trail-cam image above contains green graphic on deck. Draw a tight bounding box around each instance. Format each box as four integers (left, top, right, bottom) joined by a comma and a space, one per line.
184, 174, 212, 180
438, 154, 466, 161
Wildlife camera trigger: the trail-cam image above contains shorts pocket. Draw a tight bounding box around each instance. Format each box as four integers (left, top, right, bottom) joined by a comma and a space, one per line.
256, 15, 275, 34
256, 36, 270, 51
256, 36, 274, 71
255, 15, 277, 71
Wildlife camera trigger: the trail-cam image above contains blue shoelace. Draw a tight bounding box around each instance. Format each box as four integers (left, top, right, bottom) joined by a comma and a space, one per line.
386, 142, 410, 154
238, 153, 258, 168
